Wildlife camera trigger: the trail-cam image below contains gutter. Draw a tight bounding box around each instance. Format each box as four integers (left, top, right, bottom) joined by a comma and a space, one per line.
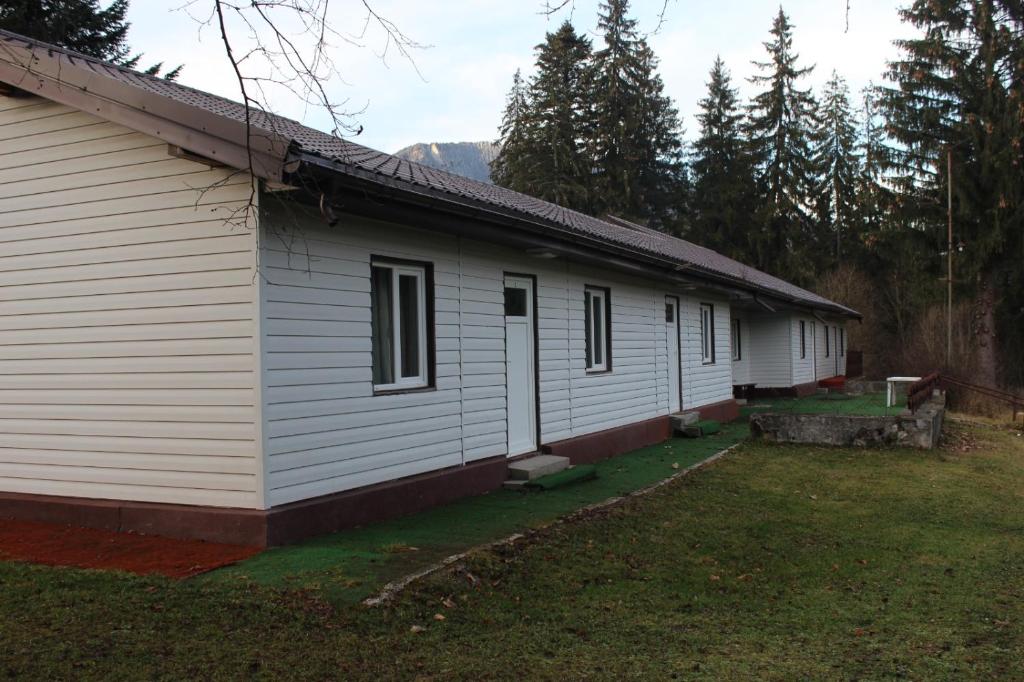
293, 152, 861, 320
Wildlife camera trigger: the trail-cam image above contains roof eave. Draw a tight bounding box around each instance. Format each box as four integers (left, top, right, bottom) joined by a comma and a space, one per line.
292, 151, 862, 319
0, 37, 291, 181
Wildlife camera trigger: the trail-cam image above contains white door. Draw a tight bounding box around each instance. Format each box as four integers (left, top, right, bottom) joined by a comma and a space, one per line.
504, 275, 537, 456
665, 296, 681, 413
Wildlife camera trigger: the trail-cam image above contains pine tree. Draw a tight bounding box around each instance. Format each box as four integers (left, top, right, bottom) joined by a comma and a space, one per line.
689, 57, 757, 260
855, 85, 891, 245
880, 0, 1024, 384
745, 7, 819, 283
523, 21, 593, 210
491, 69, 536, 191
633, 42, 688, 232
811, 71, 861, 266
589, 0, 684, 229
0, 0, 129, 60
0, 0, 181, 79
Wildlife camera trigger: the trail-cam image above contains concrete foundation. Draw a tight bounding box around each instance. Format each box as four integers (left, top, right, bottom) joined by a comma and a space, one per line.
749, 393, 945, 449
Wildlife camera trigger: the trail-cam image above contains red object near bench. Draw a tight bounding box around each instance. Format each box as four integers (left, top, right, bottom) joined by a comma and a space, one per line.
818, 376, 846, 390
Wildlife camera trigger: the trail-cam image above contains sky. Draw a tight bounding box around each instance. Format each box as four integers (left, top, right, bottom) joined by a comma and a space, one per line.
126, 0, 910, 154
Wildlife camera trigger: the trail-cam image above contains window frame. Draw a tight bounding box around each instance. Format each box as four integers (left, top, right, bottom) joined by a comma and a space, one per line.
584, 285, 612, 373
840, 328, 845, 357
799, 320, 807, 359
700, 303, 716, 365
825, 325, 831, 357
370, 257, 435, 394
731, 318, 742, 361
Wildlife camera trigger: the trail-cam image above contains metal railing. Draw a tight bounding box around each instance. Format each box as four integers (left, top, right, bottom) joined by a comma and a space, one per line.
906, 372, 941, 412
939, 375, 1024, 423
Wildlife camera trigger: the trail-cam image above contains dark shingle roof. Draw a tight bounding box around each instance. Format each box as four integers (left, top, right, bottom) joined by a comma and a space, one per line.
0, 29, 856, 316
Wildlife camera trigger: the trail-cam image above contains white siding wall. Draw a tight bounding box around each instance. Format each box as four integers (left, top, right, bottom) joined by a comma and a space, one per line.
837, 323, 848, 375
680, 297, 734, 410
810, 320, 846, 381
817, 321, 847, 379
815, 321, 829, 380
0, 95, 262, 508
259, 208, 468, 506
260, 205, 735, 506
730, 313, 751, 385
791, 316, 817, 385
747, 314, 793, 388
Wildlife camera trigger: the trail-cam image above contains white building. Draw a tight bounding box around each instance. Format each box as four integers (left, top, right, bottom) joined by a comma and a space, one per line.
0, 30, 857, 545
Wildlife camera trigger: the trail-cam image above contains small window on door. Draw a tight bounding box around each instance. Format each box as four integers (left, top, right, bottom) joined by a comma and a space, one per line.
504, 287, 528, 317
825, 325, 831, 357
665, 302, 675, 323
371, 259, 431, 391
799, 320, 806, 359
700, 303, 715, 364
585, 286, 611, 372
731, 318, 741, 361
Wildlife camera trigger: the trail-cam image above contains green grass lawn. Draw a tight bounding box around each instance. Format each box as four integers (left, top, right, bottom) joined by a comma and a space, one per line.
3, 420, 1024, 679
203, 422, 747, 605
742, 390, 895, 417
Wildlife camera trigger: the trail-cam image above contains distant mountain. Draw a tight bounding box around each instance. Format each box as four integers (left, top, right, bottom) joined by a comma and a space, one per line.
393, 141, 499, 184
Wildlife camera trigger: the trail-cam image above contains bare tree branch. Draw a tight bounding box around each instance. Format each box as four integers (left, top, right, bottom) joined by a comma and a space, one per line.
539, 0, 673, 37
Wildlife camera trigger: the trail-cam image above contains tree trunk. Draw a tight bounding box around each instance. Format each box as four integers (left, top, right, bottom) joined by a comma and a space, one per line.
973, 271, 999, 388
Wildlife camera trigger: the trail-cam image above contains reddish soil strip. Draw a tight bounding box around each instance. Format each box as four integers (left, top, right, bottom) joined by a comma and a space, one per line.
0, 519, 260, 578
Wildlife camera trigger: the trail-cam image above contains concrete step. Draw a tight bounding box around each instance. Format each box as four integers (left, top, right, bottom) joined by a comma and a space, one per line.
507, 454, 570, 481
670, 411, 700, 433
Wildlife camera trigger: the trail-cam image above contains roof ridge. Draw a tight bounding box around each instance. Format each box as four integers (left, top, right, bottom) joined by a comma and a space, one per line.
0, 28, 856, 317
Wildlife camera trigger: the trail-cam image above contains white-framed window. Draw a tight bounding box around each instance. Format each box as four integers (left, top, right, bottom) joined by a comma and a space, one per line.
825, 325, 831, 357
700, 303, 715, 364
840, 328, 845, 357
731, 318, 742, 361
370, 259, 430, 391
584, 286, 610, 372
799, 320, 806, 359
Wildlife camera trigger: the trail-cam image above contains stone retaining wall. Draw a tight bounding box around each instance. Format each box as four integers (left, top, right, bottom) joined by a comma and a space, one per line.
749, 393, 945, 449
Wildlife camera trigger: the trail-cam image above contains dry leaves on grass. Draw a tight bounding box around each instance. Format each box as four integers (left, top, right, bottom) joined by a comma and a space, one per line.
942, 426, 984, 453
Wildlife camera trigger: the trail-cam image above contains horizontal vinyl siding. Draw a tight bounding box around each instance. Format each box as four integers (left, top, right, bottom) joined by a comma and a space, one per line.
680, 297, 733, 410
791, 316, 816, 385
747, 315, 792, 388
730, 314, 751, 385
837, 323, 848, 376
260, 205, 738, 506
816, 321, 847, 379
0, 95, 261, 508
260, 204, 469, 506
815, 321, 831, 381
566, 268, 666, 432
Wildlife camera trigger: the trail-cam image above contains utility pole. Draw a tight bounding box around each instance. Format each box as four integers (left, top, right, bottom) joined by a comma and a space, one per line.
946, 148, 953, 368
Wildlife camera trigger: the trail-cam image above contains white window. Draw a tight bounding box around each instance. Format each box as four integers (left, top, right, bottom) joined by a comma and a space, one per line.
700, 303, 715, 364
585, 287, 610, 372
799, 320, 806, 359
825, 325, 831, 357
731, 318, 741, 361
371, 260, 429, 390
